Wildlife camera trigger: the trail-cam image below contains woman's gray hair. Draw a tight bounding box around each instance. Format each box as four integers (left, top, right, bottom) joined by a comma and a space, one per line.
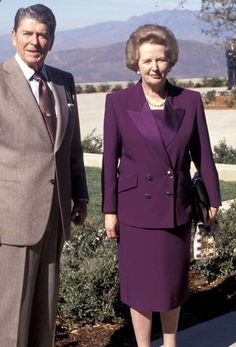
126, 24, 179, 72
13, 4, 56, 37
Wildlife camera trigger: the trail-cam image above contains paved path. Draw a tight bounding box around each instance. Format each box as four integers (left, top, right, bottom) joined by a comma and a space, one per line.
151, 311, 236, 347
77, 91, 236, 148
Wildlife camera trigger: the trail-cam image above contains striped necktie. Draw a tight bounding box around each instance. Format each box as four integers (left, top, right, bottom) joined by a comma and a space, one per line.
33, 72, 57, 145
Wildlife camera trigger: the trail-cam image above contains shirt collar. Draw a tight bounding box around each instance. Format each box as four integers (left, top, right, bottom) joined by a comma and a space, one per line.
14, 53, 48, 81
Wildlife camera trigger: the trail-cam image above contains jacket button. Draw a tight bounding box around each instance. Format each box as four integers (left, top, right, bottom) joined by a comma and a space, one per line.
166, 191, 174, 197
167, 170, 173, 178
144, 193, 151, 199
145, 174, 153, 181
50, 179, 55, 185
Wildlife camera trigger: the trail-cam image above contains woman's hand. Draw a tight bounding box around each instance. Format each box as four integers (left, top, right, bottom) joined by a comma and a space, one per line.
208, 206, 219, 221
105, 214, 119, 239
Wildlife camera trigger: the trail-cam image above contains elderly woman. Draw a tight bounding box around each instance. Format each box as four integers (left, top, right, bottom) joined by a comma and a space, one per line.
102, 24, 221, 347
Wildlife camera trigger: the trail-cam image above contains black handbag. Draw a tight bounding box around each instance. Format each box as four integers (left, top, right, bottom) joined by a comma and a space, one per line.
192, 171, 210, 227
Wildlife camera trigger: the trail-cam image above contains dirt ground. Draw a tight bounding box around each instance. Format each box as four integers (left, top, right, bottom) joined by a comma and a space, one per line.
203, 94, 236, 109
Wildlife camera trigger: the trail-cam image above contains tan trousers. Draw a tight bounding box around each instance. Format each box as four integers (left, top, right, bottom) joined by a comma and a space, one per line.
0, 189, 65, 347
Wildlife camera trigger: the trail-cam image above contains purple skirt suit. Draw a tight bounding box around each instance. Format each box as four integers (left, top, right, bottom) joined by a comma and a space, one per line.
102, 80, 221, 312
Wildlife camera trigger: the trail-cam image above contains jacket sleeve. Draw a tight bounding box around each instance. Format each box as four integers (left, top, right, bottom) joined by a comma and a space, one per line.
69, 74, 89, 203
102, 93, 122, 213
190, 92, 221, 207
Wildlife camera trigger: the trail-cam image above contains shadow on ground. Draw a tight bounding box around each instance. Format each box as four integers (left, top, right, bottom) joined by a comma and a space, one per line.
106, 276, 236, 347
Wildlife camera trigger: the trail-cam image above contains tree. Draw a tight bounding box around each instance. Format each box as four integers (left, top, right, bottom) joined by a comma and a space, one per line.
168, 0, 236, 45
199, 0, 236, 43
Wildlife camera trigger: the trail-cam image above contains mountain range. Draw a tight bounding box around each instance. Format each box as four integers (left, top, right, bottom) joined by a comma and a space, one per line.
0, 9, 227, 83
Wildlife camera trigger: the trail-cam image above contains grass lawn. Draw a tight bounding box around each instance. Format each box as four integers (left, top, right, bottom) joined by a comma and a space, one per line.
219, 180, 236, 201
85, 167, 102, 222
85, 167, 236, 219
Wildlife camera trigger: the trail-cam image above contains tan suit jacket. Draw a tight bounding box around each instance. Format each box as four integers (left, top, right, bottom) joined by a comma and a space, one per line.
0, 57, 88, 246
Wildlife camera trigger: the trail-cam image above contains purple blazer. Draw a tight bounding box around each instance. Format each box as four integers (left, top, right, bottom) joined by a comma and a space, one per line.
102, 80, 221, 229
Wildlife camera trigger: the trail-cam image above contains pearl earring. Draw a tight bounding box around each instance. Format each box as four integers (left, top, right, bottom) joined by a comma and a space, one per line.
137, 71, 140, 75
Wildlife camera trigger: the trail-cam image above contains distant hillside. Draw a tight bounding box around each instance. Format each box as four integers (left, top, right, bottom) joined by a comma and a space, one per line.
46, 40, 226, 83
52, 9, 208, 50
0, 9, 210, 61
0, 9, 227, 82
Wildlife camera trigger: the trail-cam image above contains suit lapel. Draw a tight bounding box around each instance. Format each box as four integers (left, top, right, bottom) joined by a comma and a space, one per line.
48, 80, 69, 153
127, 81, 185, 166
128, 104, 172, 167
127, 82, 172, 166
160, 100, 185, 147
44, 66, 70, 153
4, 58, 52, 148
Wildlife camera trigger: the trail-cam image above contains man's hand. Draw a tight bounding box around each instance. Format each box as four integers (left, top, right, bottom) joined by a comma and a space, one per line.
71, 200, 88, 226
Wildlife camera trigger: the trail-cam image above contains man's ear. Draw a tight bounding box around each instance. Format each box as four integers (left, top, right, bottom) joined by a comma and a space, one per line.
48, 34, 55, 51
11, 29, 17, 48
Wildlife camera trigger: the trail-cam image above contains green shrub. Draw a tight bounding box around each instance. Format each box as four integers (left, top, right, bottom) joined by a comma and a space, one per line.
213, 139, 236, 164
168, 77, 178, 86
200, 77, 226, 87
204, 90, 216, 104
84, 84, 97, 93
224, 99, 235, 108
219, 91, 228, 96
190, 201, 236, 283
174, 79, 195, 88
127, 81, 135, 87
75, 84, 83, 94
98, 84, 111, 93
112, 84, 123, 91
231, 89, 236, 99
81, 129, 103, 154
58, 222, 125, 326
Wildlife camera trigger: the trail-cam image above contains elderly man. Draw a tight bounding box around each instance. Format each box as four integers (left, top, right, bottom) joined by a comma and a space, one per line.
0, 4, 88, 346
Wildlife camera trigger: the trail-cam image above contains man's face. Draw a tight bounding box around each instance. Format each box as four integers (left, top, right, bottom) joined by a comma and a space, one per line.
12, 17, 54, 71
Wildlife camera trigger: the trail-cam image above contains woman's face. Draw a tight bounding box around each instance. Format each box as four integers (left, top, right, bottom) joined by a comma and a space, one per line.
137, 42, 170, 90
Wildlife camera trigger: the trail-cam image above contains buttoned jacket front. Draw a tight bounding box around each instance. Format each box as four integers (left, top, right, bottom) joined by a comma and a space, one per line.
0, 58, 88, 246
102, 80, 221, 229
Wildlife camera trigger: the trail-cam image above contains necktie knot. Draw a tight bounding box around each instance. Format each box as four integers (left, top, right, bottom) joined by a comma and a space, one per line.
32, 71, 45, 83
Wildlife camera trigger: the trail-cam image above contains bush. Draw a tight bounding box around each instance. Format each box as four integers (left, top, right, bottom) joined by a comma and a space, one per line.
75, 84, 83, 94
58, 221, 125, 326
111, 84, 123, 92
200, 77, 226, 87
204, 90, 216, 104
84, 84, 97, 93
81, 129, 103, 154
167, 77, 178, 86
98, 84, 111, 93
127, 81, 135, 87
190, 201, 236, 283
224, 99, 235, 108
213, 139, 236, 164
231, 89, 236, 99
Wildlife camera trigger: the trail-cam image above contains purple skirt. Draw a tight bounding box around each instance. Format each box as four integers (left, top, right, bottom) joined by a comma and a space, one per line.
118, 223, 191, 312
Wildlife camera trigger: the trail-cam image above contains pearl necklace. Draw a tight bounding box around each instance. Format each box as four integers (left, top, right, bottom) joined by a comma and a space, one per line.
146, 97, 166, 108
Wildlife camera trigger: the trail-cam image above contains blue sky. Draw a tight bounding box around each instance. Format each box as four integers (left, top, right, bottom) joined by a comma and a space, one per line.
0, 0, 201, 35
